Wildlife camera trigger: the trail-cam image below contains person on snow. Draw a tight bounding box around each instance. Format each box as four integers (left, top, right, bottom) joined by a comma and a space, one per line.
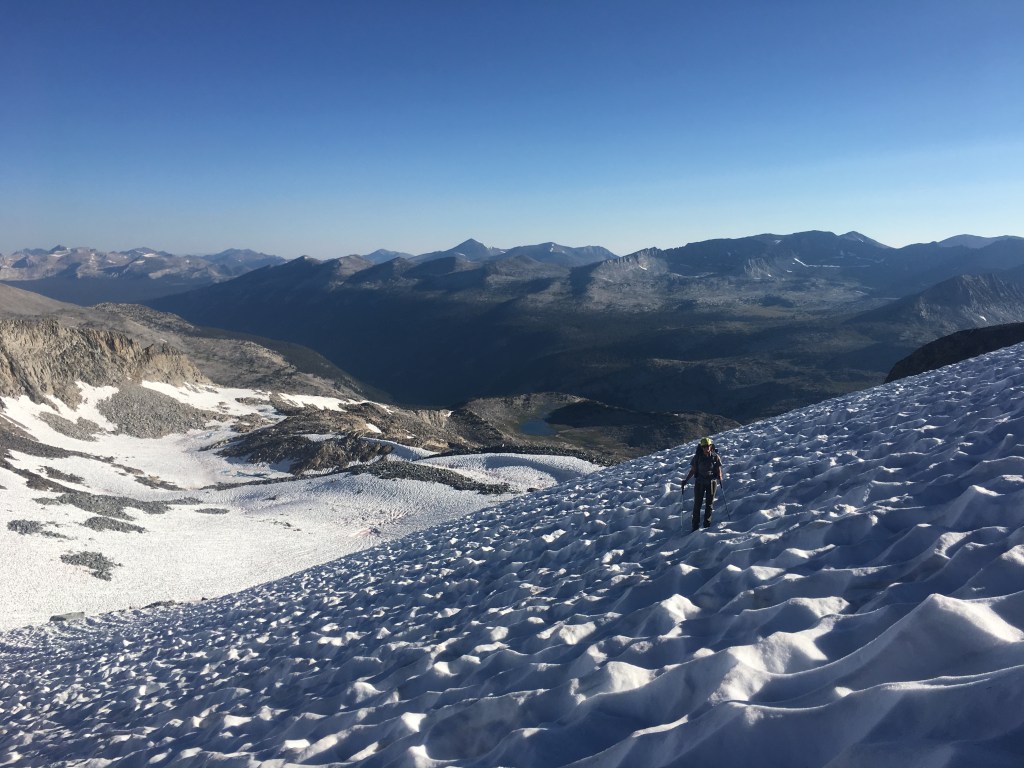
681, 437, 723, 531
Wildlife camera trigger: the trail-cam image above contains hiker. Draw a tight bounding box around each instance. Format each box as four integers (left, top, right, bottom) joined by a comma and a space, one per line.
681, 437, 723, 531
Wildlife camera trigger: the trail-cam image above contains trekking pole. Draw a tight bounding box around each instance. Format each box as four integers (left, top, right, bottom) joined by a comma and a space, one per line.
680, 481, 689, 529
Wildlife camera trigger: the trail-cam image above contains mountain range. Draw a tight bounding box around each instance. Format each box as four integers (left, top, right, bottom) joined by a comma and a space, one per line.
0, 240, 617, 307
6, 230, 1024, 431
147, 230, 1024, 424
408, 239, 618, 268
0, 245, 286, 304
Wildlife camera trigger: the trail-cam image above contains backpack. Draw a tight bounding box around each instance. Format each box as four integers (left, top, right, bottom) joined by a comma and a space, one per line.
691, 444, 721, 479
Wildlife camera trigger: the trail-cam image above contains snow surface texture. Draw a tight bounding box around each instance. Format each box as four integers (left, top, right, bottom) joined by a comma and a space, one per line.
0, 383, 597, 631
3, 344, 1024, 766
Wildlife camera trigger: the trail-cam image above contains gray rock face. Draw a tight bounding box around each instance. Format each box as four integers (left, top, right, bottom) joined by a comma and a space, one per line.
0, 317, 207, 406
82, 304, 369, 400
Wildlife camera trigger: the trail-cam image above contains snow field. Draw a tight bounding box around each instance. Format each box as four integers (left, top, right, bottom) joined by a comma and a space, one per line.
0, 385, 598, 632
2, 344, 1024, 765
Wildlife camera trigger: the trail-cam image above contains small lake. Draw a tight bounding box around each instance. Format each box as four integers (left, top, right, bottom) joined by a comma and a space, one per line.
518, 418, 555, 436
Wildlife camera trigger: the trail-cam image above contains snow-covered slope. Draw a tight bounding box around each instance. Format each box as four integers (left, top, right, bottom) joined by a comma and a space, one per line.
0, 384, 598, 631
3, 344, 1024, 766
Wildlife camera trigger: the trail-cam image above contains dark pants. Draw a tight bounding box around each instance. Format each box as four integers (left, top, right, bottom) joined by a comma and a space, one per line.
692, 479, 716, 530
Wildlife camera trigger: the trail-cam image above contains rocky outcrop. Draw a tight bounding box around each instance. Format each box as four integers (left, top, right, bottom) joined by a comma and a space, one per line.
886, 323, 1024, 382
219, 424, 393, 475
81, 304, 369, 400
0, 318, 207, 406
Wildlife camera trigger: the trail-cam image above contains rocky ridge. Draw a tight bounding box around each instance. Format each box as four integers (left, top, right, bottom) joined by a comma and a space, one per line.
886, 322, 1024, 382
0, 318, 207, 407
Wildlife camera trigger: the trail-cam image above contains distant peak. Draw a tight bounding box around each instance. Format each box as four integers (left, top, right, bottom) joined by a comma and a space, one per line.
840, 231, 890, 248
444, 238, 505, 260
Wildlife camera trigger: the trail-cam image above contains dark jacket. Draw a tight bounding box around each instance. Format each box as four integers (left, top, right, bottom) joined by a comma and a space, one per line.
691, 449, 722, 483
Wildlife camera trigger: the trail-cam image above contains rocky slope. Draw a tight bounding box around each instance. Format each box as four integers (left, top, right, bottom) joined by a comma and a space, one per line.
886, 322, 1024, 382
854, 273, 1024, 344
0, 318, 206, 406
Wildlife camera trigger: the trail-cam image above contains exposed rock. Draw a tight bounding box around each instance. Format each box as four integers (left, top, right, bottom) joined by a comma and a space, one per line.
38, 413, 102, 441
0, 421, 75, 460
7, 519, 43, 535
231, 412, 276, 433
886, 322, 1024, 382
858, 274, 1024, 346
131, 474, 183, 490
42, 466, 85, 484
219, 417, 393, 474
345, 459, 512, 494
0, 317, 207, 406
81, 516, 146, 533
7, 519, 67, 538
0, 303, 731, 464
49, 612, 86, 623
95, 384, 219, 438
0, 283, 72, 316
82, 304, 369, 400
60, 551, 120, 580
36, 491, 172, 517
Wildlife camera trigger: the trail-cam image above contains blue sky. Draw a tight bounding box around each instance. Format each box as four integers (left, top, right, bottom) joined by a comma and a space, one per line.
3, 1, 1022, 258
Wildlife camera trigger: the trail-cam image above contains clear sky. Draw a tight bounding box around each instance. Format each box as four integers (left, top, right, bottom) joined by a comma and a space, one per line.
3, 0, 1022, 258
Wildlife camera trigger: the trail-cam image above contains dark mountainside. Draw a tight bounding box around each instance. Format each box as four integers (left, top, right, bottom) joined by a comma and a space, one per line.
150, 231, 1024, 423
854, 273, 1024, 343
887, 322, 1024, 382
